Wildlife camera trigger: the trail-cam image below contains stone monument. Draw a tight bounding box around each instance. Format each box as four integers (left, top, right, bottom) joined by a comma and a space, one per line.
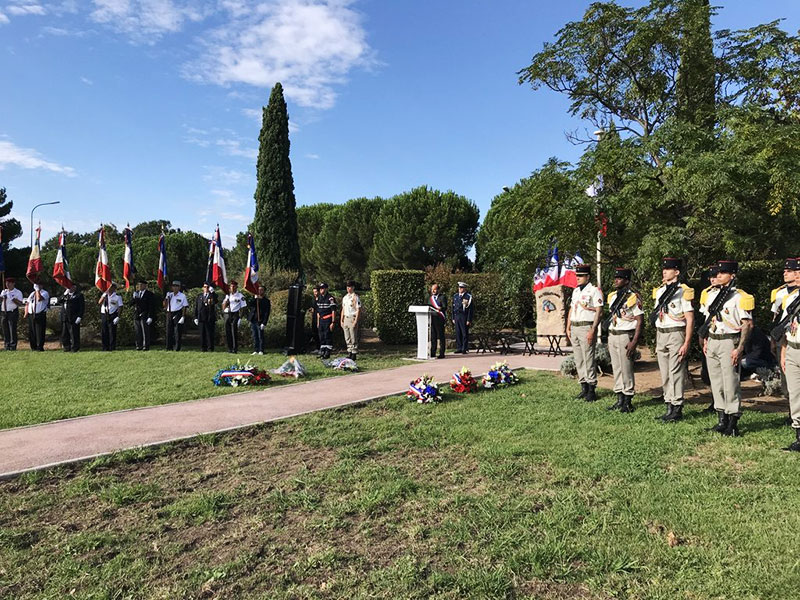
535, 285, 571, 346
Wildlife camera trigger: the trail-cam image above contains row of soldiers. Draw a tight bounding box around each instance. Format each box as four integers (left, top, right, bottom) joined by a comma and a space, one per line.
0, 278, 271, 354
567, 257, 800, 450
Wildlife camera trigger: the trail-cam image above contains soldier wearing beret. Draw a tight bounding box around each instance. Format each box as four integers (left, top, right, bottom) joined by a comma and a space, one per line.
567, 264, 603, 402
605, 267, 643, 413
699, 260, 753, 436
653, 258, 694, 422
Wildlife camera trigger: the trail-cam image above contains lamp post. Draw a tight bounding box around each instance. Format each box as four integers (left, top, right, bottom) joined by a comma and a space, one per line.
592, 129, 605, 287
30, 201, 60, 247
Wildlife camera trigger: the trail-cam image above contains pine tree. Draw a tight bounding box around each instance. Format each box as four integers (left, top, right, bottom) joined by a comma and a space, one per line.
252, 83, 302, 277
0, 188, 22, 248
676, 0, 716, 131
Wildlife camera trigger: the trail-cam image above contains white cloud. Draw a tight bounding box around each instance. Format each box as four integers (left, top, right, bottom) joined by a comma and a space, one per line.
80, 76, 93, 85
187, 0, 374, 109
216, 138, 257, 159
89, 0, 210, 41
7, 4, 46, 16
0, 12, 9, 24
305, 153, 319, 159
0, 139, 76, 176
203, 166, 249, 185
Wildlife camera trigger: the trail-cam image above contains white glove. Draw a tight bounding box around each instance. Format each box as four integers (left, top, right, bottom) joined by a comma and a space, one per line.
75, 317, 81, 324
178, 316, 185, 325
101, 291, 107, 298
113, 317, 120, 325
33, 284, 40, 291
260, 323, 265, 331
194, 318, 199, 326
146, 317, 152, 325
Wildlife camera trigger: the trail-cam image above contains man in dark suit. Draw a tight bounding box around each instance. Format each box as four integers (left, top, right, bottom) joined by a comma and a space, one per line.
452, 281, 474, 354
194, 283, 218, 352
132, 280, 156, 351
248, 285, 271, 355
60, 283, 85, 352
429, 283, 448, 358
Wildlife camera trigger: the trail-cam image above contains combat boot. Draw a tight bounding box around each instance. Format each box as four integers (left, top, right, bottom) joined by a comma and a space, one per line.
710, 411, 729, 433
783, 429, 800, 452
619, 395, 635, 413
722, 414, 740, 437
655, 403, 674, 421
584, 385, 597, 402
575, 382, 588, 400
607, 392, 624, 411
662, 403, 683, 423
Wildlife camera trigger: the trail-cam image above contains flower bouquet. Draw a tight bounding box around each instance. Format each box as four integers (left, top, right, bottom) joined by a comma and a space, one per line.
407, 374, 442, 404
212, 360, 271, 387
323, 357, 359, 371
481, 360, 520, 389
272, 356, 307, 379
450, 367, 477, 393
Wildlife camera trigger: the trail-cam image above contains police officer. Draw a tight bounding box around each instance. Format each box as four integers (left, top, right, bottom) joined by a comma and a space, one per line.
25, 283, 50, 351
60, 283, 85, 352
132, 280, 156, 351
700, 260, 753, 436
429, 283, 448, 359
1, 277, 24, 350
780, 274, 800, 450
194, 283, 218, 352
653, 258, 695, 422
567, 264, 603, 402
771, 258, 800, 401
605, 268, 643, 413
164, 280, 188, 351
99, 283, 123, 351
452, 282, 474, 354
249, 285, 271, 355
222, 280, 245, 353
314, 282, 336, 359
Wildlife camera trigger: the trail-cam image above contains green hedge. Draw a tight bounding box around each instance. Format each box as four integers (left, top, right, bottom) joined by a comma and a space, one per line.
371, 270, 425, 344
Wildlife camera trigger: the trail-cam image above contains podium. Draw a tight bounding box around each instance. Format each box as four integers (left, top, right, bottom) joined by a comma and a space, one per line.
408, 305, 434, 359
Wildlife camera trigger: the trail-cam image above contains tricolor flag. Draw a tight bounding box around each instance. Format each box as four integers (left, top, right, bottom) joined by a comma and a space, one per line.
206, 225, 229, 293
52, 230, 73, 289
123, 225, 136, 290
542, 246, 560, 288
26, 224, 42, 284
558, 252, 584, 288
95, 226, 112, 292
533, 267, 546, 293
157, 232, 168, 292
243, 232, 260, 295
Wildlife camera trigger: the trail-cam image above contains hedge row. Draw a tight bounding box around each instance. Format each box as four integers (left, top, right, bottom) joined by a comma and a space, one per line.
371, 270, 425, 344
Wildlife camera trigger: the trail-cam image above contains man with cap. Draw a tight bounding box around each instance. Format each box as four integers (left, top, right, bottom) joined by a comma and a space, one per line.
314, 282, 336, 359
99, 283, 123, 351
24, 283, 49, 351
340, 280, 361, 361
249, 284, 271, 355
60, 283, 85, 352
194, 282, 218, 352
653, 258, 695, 422
429, 283, 448, 359
132, 280, 156, 351
163, 281, 188, 351
222, 280, 245, 353
452, 282, 474, 354
605, 267, 643, 412
567, 264, 603, 401
779, 272, 800, 450
698, 263, 721, 409
770, 258, 800, 401
1, 277, 24, 350
700, 260, 753, 436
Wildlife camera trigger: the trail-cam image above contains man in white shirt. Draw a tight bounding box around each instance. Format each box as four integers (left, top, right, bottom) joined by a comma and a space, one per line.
340, 280, 362, 361
1, 277, 24, 350
222, 280, 245, 353
99, 283, 124, 351
163, 280, 188, 351
566, 264, 604, 402
25, 283, 50, 351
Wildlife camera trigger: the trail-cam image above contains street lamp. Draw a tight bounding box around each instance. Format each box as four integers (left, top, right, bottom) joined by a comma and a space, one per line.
30, 201, 60, 247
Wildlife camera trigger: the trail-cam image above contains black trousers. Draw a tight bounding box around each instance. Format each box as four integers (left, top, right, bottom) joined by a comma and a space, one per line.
28, 312, 46, 351
199, 320, 215, 351
318, 316, 333, 350
454, 316, 469, 353
101, 311, 119, 351
2, 310, 19, 350
61, 320, 80, 351
134, 316, 151, 350
431, 315, 446, 357
224, 312, 239, 353
166, 312, 183, 351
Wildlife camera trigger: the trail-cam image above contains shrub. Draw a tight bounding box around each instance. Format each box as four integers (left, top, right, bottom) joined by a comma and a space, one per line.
371, 270, 425, 344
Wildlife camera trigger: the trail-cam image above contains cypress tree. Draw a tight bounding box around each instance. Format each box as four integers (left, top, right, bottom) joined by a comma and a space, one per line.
252, 83, 302, 276
676, 0, 716, 131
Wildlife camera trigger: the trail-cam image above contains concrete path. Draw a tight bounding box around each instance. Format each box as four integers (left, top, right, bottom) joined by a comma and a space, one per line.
0, 352, 563, 477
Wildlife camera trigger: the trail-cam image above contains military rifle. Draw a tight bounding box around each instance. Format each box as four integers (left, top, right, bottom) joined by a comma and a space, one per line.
770, 293, 800, 343
696, 284, 735, 339
601, 287, 631, 342
649, 281, 679, 328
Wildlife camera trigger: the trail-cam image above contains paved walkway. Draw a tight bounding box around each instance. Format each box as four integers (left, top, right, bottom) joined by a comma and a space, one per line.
0, 352, 562, 478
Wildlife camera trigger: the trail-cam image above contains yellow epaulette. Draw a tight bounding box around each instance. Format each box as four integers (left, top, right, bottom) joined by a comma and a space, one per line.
652, 287, 659, 300
771, 285, 786, 304
680, 283, 694, 301
738, 290, 754, 311
699, 286, 712, 306
607, 291, 616, 304
783, 289, 800, 309
625, 292, 639, 308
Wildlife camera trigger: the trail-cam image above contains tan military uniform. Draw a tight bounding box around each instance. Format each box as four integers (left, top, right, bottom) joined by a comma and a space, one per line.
654, 283, 694, 405
782, 289, 800, 428
773, 284, 794, 397
607, 289, 643, 396
702, 287, 753, 415
569, 283, 604, 385
341, 292, 361, 355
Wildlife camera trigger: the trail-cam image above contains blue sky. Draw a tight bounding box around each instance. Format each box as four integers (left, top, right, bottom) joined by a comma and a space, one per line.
2, 0, 799, 248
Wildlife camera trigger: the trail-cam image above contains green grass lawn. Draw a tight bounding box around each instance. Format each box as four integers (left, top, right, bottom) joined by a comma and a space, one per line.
2, 371, 799, 599
0, 349, 409, 429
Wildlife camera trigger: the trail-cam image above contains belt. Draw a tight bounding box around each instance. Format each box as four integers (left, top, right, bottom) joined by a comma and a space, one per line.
170, 310, 183, 316
656, 326, 685, 334
572, 321, 593, 327
709, 332, 740, 341
608, 329, 634, 336
788, 341, 800, 350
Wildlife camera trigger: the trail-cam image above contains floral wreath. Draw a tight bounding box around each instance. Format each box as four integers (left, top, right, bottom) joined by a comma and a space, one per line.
213, 360, 271, 387
407, 374, 442, 404
450, 367, 477, 393
481, 360, 520, 389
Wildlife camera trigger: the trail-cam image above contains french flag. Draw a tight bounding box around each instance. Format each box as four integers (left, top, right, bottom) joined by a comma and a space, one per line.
26, 224, 42, 284
243, 232, 260, 295
52, 231, 73, 289
532, 267, 546, 293
559, 253, 584, 288
543, 246, 560, 288
123, 226, 136, 290
207, 225, 229, 293
95, 226, 112, 292
157, 232, 168, 292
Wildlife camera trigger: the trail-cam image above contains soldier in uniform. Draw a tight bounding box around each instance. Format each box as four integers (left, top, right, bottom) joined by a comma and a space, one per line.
653, 258, 694, 422
1, 278, 24, 350
566, 264, 603, 402
429, 283, 448, 359
164, 280, 188, 351
700, 260, 753, 436
222, 280, 245, 354
25, 284, 49, 351
698, 264, 721, 410
194, 283, 218, 352
314, 282, 336, 359
779, 274, 800, 450
132, 280, 156, 351
340, 281, 361, 361
99, 283, 123, 351
308, 284, 320, 351
605, 268, 643, 413
452, 282, 474, 354
770, 258, 799, 401
60, 283, 85, 352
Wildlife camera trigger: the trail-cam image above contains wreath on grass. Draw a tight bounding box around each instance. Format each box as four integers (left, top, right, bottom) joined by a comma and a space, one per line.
213, 361, 271, 387
450, 367, 477, 393
481, 361, 520, 389
407, 374, 442, 404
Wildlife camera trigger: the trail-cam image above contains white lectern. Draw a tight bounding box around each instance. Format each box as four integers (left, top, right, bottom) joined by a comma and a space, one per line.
408, 305, 433, 359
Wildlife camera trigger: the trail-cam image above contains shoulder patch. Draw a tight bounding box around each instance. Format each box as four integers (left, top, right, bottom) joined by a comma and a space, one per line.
771, 285, 785, 304
738, 291, 754, 312
700, 289, 708, 306
625, 293, 638, 308
680, 284, 695, 301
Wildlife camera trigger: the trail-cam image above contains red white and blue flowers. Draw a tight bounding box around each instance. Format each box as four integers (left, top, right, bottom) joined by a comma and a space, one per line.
407, 374, 442, 404
481, 361, 519, 389
213, 361, 271, 387
450, 367, 477, 393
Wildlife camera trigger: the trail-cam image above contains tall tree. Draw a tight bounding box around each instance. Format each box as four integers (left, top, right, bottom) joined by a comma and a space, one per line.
676, 0, 715, 130
252, 83, 302, 277
0, 188, 22, 248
